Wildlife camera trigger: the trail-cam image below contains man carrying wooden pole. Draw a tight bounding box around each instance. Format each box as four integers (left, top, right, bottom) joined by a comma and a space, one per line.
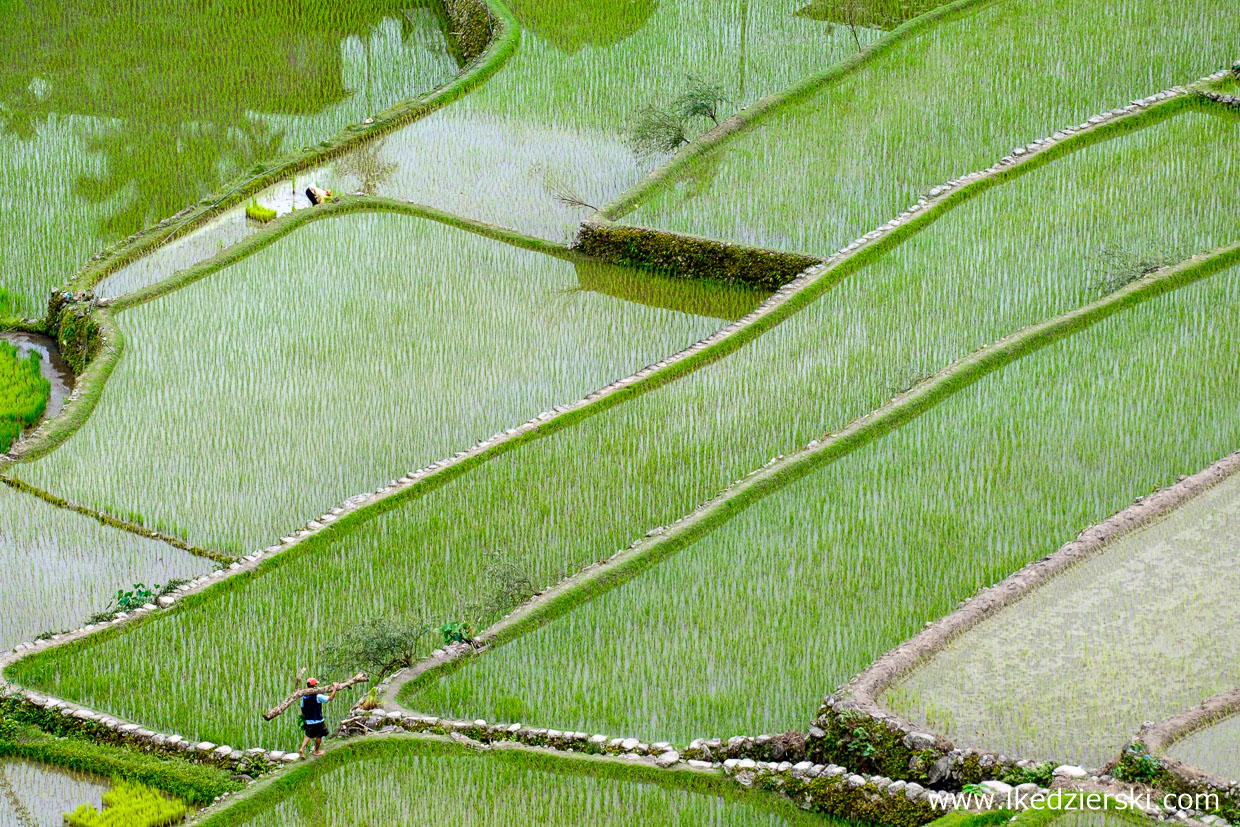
297, 678, 337, 758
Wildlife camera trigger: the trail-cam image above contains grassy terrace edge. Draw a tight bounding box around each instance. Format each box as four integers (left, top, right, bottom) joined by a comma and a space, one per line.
184, 732, 824, 827
62, 0, 520, 299
0, 78, 1208, 771
386, 237, 1240, 710
595, 0, 998, 222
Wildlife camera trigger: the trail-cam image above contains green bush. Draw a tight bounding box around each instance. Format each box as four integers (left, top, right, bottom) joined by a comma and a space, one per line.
0, 340, 50, 452
65, 779, 187, 826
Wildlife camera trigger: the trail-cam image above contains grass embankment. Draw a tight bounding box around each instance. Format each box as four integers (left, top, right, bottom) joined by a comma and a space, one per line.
0, 1, 464, 317
187, 734, 830, 827
9, 106, 1237, 750
889, 469, 1240, 766
622, 0, 1239, 255
0, 484, 212, 653
0, 341, 49, 453
15, 213, 722, 555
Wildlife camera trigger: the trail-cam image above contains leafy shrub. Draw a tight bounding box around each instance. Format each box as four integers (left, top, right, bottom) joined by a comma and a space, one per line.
0, 340, 50, 452
319, 616, 433, 683
439, 621, 474, 645
65, 780, 187, 826
1113, 742, 1164, 784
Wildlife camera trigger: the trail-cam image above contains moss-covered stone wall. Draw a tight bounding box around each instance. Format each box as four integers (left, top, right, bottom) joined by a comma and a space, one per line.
575, 220, 821, 289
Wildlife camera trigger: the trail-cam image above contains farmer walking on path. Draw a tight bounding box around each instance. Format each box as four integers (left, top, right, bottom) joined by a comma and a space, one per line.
298, 678, 338, 758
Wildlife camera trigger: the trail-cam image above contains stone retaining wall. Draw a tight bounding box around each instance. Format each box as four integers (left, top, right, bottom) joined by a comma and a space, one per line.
575, 219, 822, 289
2, 691, 283, 777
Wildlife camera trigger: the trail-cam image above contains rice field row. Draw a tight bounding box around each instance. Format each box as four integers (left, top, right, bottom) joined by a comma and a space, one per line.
14, 213, 723, 555
398, 245, 1240, 748
200, 737, 828, 827
885, 455, 1240, 767
9, 103, 1237, 750
305, 0, 881, 243
0, 483, 213, 653
0, 0, 458, 316
0, 758, 109, 827
622, 0, 1239, 256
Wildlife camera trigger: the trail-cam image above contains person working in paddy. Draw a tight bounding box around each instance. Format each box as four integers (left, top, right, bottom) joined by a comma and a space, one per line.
298, 678, 338, 757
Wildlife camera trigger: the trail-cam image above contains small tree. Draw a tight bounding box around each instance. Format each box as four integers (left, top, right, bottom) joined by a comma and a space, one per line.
627, 75, 730, 158
318, 617, 432, 684
671, 75, 727, 126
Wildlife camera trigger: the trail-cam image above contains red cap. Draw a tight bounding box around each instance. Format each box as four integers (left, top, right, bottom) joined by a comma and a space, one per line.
307, 678, 318, 687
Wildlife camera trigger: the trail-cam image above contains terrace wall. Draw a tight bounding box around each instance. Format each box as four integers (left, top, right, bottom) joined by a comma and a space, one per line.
575, 219, 821, 289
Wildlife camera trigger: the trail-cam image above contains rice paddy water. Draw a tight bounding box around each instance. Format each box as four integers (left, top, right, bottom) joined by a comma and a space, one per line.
622, 0, 1239, 255
1, 0, 1237, 819
0, 484, 213, 651
887, 468, 1240, 767
404, 265, 1240, 746
12, 104, 1238, 750
15, 214, 723, 554
0, 0, 458, 316
307, 0, 876, 242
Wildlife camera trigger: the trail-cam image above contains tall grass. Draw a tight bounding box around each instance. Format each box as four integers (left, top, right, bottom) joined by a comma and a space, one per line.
0, 1, 456, 316
0, 341, 50, 453
307, 0, 874, 242
888, 469, 1240, 766
0, 485, 213, 651
1170, 714, 1240, 781
17, 213, 722, 554
11, 109, 1237, 750
624, 0, 1240, 255
407, 264, 1240, 746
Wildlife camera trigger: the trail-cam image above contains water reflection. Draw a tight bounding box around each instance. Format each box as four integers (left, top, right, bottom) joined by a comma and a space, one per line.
573, 258, 767, 321
506, 0, 660, 54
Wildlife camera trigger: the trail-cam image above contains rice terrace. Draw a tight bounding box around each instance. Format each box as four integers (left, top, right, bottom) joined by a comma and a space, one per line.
0, 0, 1238, 824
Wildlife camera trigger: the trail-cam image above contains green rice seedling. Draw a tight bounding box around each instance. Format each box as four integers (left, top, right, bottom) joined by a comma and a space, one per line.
889, 469, 1240, 767
403, 263, 1240, 747
0, 758, 109, 827
16, 213, 722, 554
308, 0, 873, 242
65, 779, 186, 827
201, 737, 825, 827
0, 484, 212, 651
0, 341, 50, 453
0, 1, 456, 316
623, 0, 1239, 256
244, 200, 277, 224
1170, 715, 1240, 780
11, 109, 1238, 750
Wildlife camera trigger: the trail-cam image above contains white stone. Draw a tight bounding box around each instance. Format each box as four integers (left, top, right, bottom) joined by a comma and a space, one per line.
981, 780, 1013, 798
212, 745, 233, 758
655, 751, 680, 768
196, 742, 216, 752
620, 738, 640, 751
157, 596, 175, 608
1053, 764, 1088, 779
